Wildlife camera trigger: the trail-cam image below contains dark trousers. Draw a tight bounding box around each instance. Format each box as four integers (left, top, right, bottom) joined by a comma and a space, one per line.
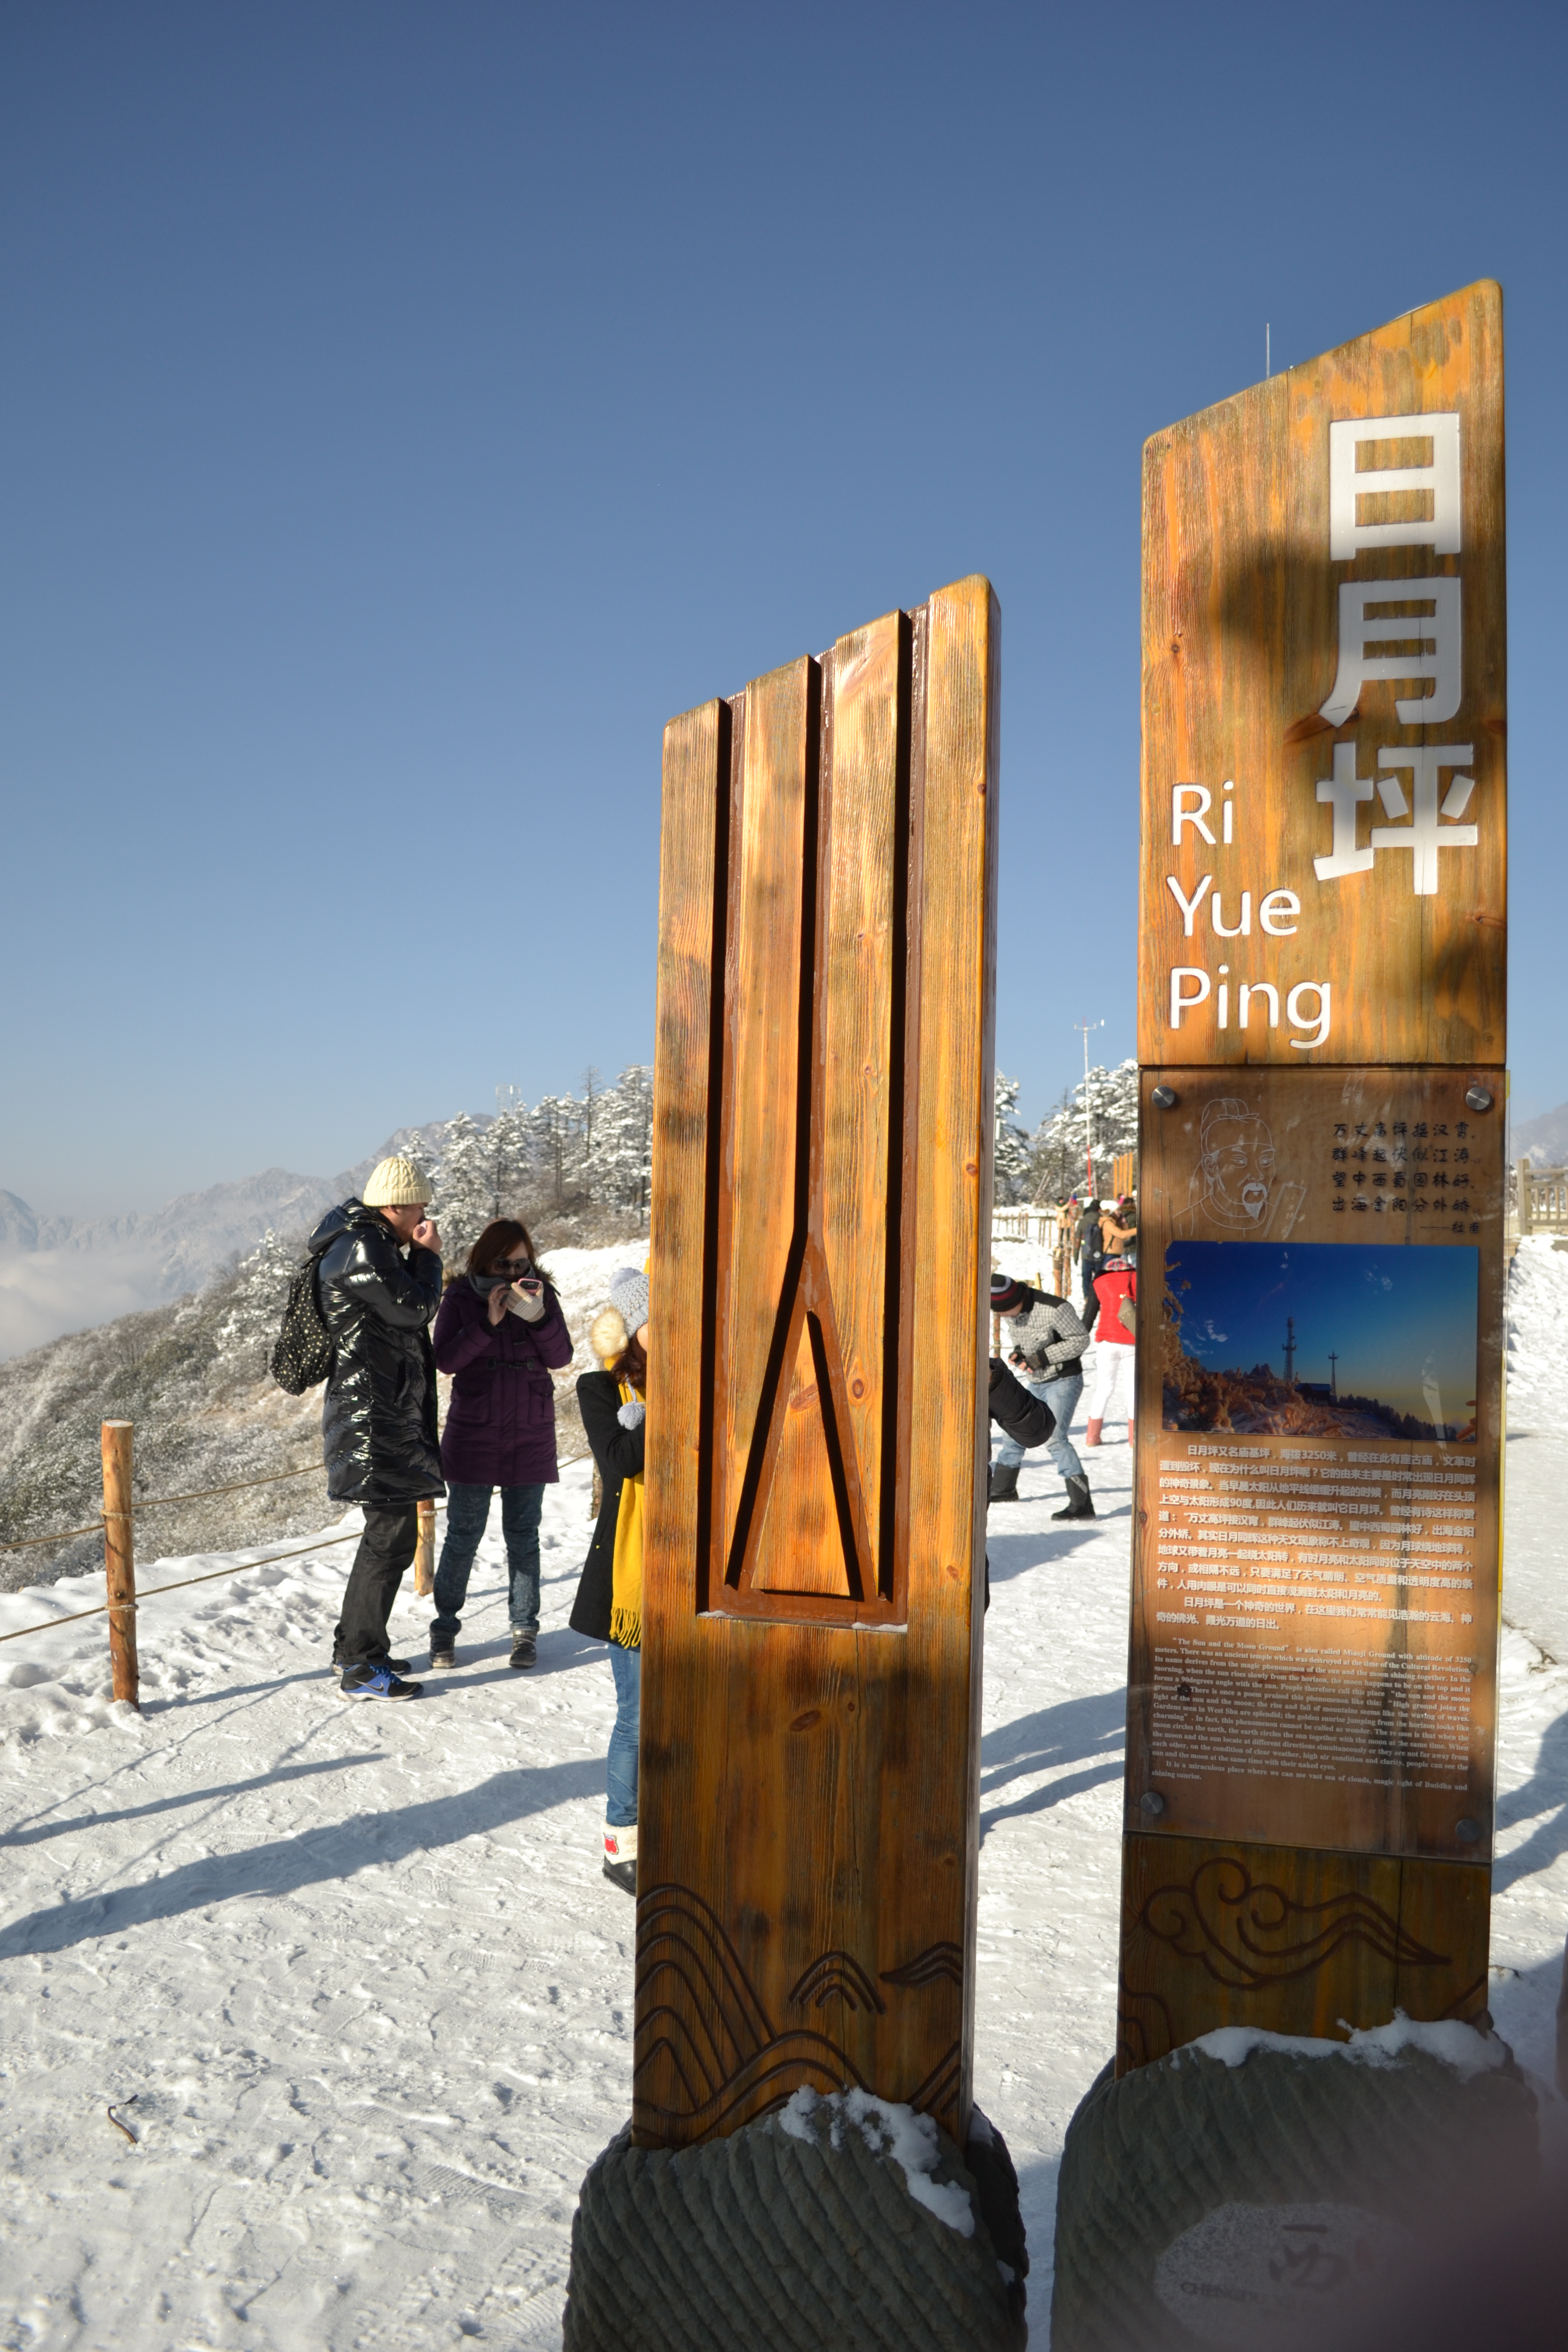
335, 1505, 419, 1667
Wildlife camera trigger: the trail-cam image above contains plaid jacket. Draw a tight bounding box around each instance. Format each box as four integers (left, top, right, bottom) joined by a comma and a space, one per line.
1004, 1287, 1090, 1380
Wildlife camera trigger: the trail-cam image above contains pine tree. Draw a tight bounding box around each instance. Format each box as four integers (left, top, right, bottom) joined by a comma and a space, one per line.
431, 1112, 499, 1263
993, 1073, 1031, 1206
487, 1105, 532, 1220
528, 1094, 577, 1211
1024, 1058, 1139, 1202
215, 1230, 300, 1369
598, 1065, 655, 1212
578, 1066, 603, 1177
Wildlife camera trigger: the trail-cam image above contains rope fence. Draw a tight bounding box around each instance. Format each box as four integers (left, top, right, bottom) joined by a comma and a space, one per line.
0, 1458, 324, 1551
0, 1431, 595, 1692
0, 1521, 110, 1555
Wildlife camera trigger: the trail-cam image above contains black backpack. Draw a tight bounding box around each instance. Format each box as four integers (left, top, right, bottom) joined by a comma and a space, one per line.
271, 1239, 336, 1394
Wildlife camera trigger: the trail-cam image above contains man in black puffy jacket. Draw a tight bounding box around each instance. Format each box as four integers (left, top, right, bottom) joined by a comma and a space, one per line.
311, 1154, 445, 1699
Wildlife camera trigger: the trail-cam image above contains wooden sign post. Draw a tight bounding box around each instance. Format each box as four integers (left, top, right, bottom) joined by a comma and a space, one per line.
1120, 283, 1506, 2065
564, 579, 1024, 2349
642, 574, 997, 2134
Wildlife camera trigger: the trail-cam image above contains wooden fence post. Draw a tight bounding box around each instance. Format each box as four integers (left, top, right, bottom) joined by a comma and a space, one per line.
413, 1499, 436, 1596
1516, 1156, 1534, 1234
102, 1419, 138, 1709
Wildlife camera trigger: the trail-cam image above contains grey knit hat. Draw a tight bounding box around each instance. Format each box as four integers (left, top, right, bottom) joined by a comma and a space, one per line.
609, 1264, 649, 1336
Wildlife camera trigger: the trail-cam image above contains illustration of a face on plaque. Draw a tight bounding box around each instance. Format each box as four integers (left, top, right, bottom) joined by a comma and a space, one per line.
1172, 1098, 1305, 1242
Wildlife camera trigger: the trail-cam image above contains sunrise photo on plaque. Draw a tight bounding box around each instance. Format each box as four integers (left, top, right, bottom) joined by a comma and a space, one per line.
1162, 1240, 1479, 1444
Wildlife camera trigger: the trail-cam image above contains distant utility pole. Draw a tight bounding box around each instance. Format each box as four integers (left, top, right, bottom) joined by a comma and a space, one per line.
1328, 1350, 1339, 1400
1075, 1019, 1104, 1191
1283, 1315, 1297, 1387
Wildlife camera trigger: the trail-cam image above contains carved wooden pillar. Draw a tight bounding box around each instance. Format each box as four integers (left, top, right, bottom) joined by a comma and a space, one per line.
635, 576, 999, 2147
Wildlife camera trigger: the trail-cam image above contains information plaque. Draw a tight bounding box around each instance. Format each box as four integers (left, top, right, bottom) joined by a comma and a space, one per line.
1121, 285, 1506, 2069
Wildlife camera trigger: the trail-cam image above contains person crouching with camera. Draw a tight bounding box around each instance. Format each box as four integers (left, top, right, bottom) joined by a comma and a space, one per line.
428, 1219, 572, 1672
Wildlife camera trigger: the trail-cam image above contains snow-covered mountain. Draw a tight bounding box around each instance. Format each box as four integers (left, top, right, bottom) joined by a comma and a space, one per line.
1513, 1098, 1568, 1168
0, 1068, 654, 1366
0, 1118, 468, 1362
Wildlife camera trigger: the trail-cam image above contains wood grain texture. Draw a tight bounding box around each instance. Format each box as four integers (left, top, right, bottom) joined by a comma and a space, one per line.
1139, 280, 1505, 1068
1117, 1833, 1490, 2073
636, 577, 999, 2150
101, 1419, 138, 1708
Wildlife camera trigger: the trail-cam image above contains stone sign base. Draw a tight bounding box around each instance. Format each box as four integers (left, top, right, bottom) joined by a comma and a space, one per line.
563, 2096, 1027, 2351
1051, 2028, 1538, 2349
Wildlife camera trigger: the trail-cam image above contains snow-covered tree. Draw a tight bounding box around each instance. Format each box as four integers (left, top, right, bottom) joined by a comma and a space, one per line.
1024, 1058, 1139, 1202
993, 1073, 1031, 1205
431, 1112, 501, 1263
598, 1065, 655, 1212
528, 1094, 580, 1211
486, 1105, 533, 1217
215, 1229, 299, 1366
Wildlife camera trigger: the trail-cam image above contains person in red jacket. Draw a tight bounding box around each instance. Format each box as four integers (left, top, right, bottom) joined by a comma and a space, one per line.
1085, 1243, 1136, 1446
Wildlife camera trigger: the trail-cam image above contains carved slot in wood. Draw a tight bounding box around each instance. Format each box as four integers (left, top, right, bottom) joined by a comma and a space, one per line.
701, 615, 917, 1625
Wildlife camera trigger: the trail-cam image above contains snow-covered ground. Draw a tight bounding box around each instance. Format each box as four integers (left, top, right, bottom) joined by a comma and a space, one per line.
1, 1242, 1563, 2348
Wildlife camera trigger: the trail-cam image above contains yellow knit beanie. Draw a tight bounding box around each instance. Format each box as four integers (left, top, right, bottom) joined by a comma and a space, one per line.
362, 1154, 431, 1207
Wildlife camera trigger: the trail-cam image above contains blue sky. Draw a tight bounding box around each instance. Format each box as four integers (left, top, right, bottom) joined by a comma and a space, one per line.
1165, 1241, 1479, 1420
4, 3, 1565, 1217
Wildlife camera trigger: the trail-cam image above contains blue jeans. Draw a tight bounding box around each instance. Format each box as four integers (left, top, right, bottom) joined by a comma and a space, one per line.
606, 1639, 641, 1828
994, 1369, 1086, 1482
431, 1481, 543, 1638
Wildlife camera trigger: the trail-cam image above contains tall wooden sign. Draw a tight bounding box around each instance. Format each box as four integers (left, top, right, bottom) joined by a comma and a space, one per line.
636, 577, 999, 2148
1121, 284, 1506, 2068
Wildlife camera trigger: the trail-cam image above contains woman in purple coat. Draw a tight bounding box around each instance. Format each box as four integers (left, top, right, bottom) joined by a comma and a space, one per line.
427, 1218, 572, 1672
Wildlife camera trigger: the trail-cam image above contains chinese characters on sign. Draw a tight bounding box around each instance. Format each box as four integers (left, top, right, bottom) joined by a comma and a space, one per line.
1140, 284, 1505, 1070
1315, 415, 1476, 897
1326, 1114, 1482, 1235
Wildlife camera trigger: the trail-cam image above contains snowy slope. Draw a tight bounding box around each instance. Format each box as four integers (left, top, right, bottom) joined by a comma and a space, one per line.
0, 1310, 1564, 2348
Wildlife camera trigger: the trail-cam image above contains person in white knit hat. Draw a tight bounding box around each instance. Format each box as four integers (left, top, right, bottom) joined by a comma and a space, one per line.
307, 1154, 445, 1700
569, 1264, 649, 1892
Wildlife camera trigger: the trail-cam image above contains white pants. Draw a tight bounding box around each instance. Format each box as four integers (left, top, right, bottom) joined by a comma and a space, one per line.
1087, 1340, 1135, 1423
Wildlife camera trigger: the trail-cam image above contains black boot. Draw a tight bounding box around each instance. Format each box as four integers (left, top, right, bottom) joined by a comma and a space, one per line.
1051, 1475, 1095, 1521
988, 1461, 1020, 1504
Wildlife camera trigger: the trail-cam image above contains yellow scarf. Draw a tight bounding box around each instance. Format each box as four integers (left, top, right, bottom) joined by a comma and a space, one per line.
609, 1376, 644, 1649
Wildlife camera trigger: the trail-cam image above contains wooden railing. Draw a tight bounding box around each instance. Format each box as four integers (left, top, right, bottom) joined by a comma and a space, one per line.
991, 1206, 1061, 1248
994, 1152, 1138, 1292
992, 1203, 1079, 1297
1513, 1159, 1568, 1238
